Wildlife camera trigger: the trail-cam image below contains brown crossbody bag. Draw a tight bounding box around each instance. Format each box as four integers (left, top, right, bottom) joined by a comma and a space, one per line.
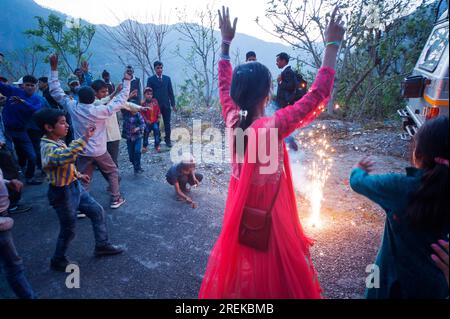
238, 175, 282, 251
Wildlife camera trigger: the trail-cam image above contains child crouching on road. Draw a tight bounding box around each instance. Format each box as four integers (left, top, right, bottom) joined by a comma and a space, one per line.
166, 155, 203, 209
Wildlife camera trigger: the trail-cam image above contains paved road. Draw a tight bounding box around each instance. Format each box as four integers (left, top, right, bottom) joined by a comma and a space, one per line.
1, 170, 227, 299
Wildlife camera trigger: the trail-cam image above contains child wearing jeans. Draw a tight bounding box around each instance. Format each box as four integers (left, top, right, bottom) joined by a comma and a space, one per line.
34, 108, 123, 272
350, 116, 449, 299
48, 54, 130, 209
141, 87, 161, 153
166, 155, 203, 209
122, 109, 145, 174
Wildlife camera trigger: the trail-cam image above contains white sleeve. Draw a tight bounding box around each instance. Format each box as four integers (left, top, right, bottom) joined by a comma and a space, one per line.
90, 80, 131, 119
49, 71, 76, 112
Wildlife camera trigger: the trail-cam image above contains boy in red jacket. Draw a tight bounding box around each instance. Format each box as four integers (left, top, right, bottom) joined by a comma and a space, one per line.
141, 87, 161, 153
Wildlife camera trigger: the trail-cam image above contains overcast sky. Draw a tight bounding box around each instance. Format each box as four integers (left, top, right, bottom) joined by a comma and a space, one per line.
34, 0, 283, 43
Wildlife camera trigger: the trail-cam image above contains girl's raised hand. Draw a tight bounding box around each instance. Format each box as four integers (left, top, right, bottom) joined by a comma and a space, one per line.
218, 6, 237, 42
325, 6, 346, 44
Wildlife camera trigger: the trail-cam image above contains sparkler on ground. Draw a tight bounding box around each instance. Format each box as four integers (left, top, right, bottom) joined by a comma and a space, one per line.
295, 124, 334, 228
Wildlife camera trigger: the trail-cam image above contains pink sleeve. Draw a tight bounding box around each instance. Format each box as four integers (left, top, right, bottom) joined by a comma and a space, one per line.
274, 66, 335, 138
219, 59, 240, 129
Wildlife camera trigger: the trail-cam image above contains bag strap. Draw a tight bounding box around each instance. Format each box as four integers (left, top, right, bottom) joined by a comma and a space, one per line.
268, 169, 283, 215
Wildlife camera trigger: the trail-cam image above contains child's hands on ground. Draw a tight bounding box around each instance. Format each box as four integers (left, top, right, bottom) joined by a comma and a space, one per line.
193, 178, 201, 187
218, 6, 237, 42
84, 125, 96, 140
78, 174, 91, 184
432, 240, 449, 286
50, 53, 59, 71
356, 157, 375, 173
325, 6, 346, 44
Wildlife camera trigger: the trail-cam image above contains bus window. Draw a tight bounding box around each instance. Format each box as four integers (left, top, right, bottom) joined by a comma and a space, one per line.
419, 26, 449, 73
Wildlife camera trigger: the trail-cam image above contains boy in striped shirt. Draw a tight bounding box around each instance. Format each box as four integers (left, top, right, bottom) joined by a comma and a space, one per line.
35, 108, 124, 272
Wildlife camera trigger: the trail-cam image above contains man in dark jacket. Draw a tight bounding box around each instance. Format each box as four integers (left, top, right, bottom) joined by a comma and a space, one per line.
275, 53, 299, 151
126, 65, 142, 105
38, 77, 60, 109
147, 61, 176, 148
275, 52, 297, 109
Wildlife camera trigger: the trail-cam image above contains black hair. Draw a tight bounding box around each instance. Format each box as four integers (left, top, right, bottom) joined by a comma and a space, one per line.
102, 70, 110, 77
0, 76, 7, 83
78, 86, 96, 104
407, 116, 449, 235
180, 161, 196, 171
276, 52, 290, 63
154, 61, 163, 68
246, 51, 256, 60
91, 79, 108, 92
230, 62, 272, 156
38, 77, 48, 83
33, 108, 67, 133
22, 75, 38, 84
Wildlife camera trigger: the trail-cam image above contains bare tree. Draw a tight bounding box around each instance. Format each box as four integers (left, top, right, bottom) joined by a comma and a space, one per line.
101, 7, 172, 90
258, 0, 420, 113
175, 6, 220, 108
0, 44, 45, 79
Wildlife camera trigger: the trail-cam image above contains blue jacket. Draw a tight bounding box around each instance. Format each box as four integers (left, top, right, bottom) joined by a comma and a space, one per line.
146, 75, 175, 109
0, 82, 42, 131
350, 167, 449, 299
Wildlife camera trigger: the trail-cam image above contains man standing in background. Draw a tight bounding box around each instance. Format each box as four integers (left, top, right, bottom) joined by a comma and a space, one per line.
147, 61, 176, 148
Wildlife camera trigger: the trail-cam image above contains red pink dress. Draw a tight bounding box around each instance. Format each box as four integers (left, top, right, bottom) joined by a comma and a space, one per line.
199, 59, 335, 299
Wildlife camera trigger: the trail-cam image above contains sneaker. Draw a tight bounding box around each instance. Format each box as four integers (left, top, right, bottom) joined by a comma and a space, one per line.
50, 257, 75, 272
155, 146, 161, 153
134, 168, 144, 175
142, 147, 148, 154
26, 178, 43, 185
8, 205, 32, 215
110, 197, 126, 209
94, 244, 124, 257
166, 141, 173, 148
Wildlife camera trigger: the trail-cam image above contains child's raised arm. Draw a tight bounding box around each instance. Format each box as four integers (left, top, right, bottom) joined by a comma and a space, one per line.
91, 73, 131, 119
48, 54, 76, 112
350, 158, 404, 213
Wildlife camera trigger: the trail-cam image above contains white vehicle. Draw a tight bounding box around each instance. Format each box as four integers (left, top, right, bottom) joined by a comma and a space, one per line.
398, 7, 449, 139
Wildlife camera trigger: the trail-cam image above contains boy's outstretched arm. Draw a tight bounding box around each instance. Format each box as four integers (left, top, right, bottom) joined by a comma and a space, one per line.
91, 73, 131, 119
48, 54, 76, 112
42, 137, 88, 167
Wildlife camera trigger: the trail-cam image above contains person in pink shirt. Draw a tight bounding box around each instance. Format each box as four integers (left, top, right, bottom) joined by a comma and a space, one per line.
199, 6, 345, 299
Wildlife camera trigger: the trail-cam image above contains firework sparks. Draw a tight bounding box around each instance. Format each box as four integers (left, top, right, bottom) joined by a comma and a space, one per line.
291, 125, 334, 228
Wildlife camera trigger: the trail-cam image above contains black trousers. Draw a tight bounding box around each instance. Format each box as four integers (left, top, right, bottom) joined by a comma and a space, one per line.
161, 107, 172, 144
27, 129, 43, 170
0, 149, 20, 180
178, 173, 203, 191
